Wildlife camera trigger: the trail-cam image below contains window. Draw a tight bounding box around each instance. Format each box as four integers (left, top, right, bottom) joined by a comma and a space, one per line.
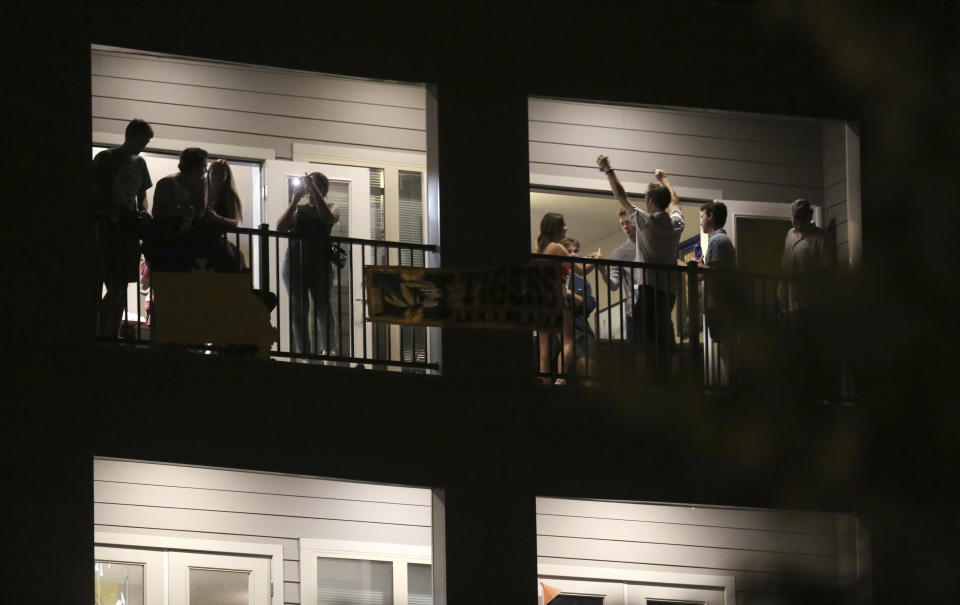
300, 540, 431, 605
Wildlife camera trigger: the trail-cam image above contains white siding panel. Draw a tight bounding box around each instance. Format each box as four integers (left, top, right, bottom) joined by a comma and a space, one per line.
284, 581, 300, 604
537, 556, 831, 594
529, 99, 821, 147
93, 97, 425, 151
95, 502, 432, 545
529, 121, 820, 167
530, 163, 822, 203
92, 51, 426, 109
530, 141, 821, 187
93, 76, 426, 130
536, 514, 835, 556
826, 204, 848, 226
95, 459, 431, 506
94, 524, 301, 559
536, 498, 836, 535
95, 481, 432, 526
833, 221, 849, 245
823, 138, 845, 167
284, 560, 300, 582
824, 160, 846, 189
93, 117, 294, 159
824, 181, 846, 207
537, 535, 836, 576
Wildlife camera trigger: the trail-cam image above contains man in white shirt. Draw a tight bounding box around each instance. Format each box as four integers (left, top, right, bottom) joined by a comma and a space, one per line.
599, 208, 638, 341
596, 155, 684, 368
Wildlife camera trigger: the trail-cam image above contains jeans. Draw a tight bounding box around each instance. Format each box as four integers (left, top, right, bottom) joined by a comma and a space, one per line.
282, 245, 338, 356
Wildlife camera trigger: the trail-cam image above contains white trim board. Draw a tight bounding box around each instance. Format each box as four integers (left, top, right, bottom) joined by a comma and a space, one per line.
92, 131, 277, 161
95, 531, 284, 605
299, 537, 431, 560
538, 562, 736, 605
293, 142, 426, 169
529, 171, 722, 201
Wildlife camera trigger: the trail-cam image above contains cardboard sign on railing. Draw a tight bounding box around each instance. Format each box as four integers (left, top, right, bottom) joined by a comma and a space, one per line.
365, 261, 563, 329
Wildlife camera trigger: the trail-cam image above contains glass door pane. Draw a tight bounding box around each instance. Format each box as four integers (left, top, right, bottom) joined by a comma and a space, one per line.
168, 552, 270, 605
94, 546, 165, 605
95, 561, 144, 605
407, 563, 432, 605
189, 568, 250, 605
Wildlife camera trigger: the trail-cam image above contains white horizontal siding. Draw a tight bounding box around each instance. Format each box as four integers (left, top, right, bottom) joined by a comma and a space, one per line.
822, 121, 848, 261
537, 497, 851, 603
92, 47, 426, 160
530, 162, 822, 203
95, 458, 431, 605
529, 98, 823, 205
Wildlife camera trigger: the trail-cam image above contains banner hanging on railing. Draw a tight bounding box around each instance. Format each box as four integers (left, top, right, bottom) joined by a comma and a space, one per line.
365, 262, 563, 329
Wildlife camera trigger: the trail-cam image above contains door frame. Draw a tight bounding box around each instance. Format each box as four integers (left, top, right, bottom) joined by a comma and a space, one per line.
538, 563, 735, 605
95, 531, 284, 605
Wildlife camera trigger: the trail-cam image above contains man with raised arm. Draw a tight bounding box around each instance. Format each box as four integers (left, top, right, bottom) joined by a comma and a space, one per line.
596, 155, 684, 368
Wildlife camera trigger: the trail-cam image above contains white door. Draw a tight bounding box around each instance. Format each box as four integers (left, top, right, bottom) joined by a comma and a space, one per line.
95, 546, 166, 605
265, 160, 372, 359
168, 552, 270, 605
539, 578, 625, 605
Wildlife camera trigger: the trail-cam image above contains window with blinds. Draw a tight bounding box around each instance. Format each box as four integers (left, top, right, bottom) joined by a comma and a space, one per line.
398, 170, 426, 366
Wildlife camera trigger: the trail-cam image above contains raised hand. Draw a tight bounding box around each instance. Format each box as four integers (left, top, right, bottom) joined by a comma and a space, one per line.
596, 155, 612, 173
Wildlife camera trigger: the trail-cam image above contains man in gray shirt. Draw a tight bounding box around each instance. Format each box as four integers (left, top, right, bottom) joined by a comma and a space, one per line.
596, 155, 684, 370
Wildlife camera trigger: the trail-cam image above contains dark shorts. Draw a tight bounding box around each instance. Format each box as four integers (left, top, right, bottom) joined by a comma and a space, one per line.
97, 218, 139, 283
631, 286, 676, 353
573, 328, 596, 360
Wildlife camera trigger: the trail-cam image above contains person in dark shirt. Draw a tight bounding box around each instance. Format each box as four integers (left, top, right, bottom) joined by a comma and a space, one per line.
563, 238, 598, 376
277, 172, 340, 356
91, 118, 153, 338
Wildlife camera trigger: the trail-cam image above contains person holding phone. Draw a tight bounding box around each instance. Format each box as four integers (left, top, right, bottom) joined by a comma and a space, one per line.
277, 172, 340, 357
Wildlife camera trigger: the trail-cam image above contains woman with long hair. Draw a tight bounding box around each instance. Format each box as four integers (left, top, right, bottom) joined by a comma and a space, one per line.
206, 159, 243, 227
536, 212, 574, 384
277, 172, 341, 357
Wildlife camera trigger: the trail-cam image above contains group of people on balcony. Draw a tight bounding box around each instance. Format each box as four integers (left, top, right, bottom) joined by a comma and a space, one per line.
536, 155, 836, 387
92, 118, 340, 356
92, 119, 247, 339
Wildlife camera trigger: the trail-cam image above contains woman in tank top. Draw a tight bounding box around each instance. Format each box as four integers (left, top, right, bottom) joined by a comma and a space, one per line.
536, 212, 574, 384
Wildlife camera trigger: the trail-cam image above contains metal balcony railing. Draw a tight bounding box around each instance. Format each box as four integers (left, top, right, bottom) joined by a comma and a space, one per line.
532, 253, 854, 402
100, 224, 440, 374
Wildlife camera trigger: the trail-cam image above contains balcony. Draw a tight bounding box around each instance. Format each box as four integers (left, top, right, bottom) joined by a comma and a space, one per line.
101, 225, 440, 375
100, 227, 854, 403
531, 253, 855, 403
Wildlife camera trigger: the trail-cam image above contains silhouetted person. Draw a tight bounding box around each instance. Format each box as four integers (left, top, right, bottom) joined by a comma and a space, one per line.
277, 172, 340, 357
596, 155, 684, 375
563, 238, 598, 376
92, 118, 154, 338
687, 200, 736, 383
778, 198, 837, 400
196, 159, 245, 272
146, 147, 209, 272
